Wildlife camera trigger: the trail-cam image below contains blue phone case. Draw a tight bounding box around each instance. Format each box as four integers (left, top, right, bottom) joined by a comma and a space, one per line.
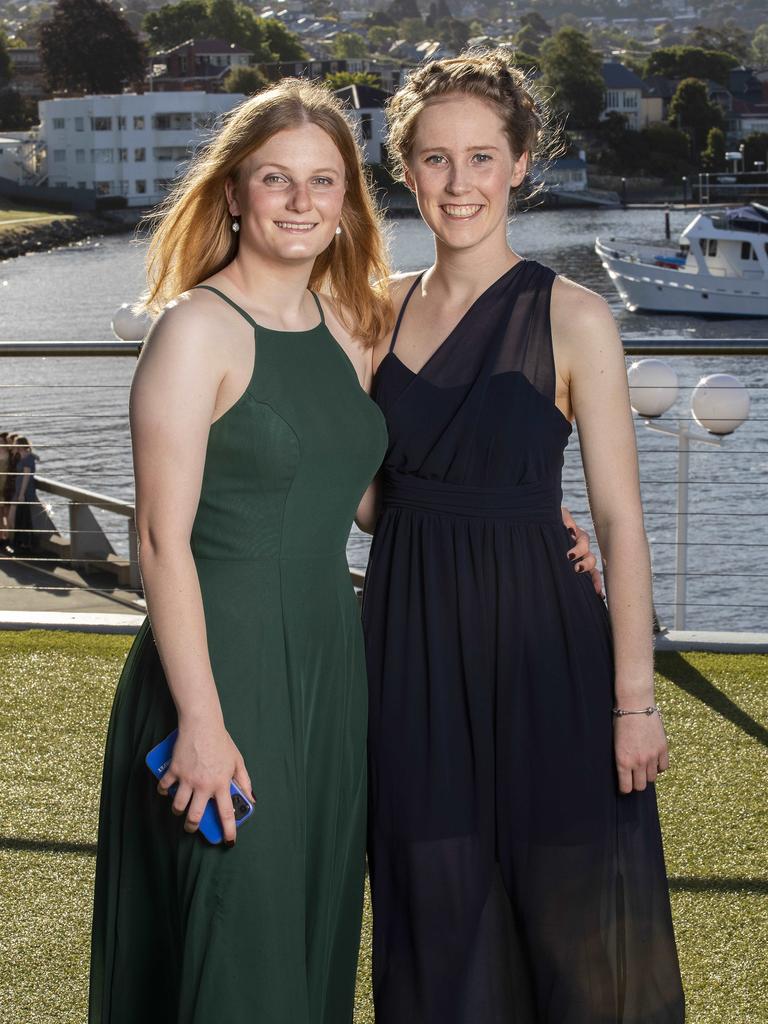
145, 729, 254, 845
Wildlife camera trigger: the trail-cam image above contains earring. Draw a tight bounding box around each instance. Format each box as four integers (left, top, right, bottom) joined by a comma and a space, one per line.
231, 218, 240, 233
335, 225, 342, 236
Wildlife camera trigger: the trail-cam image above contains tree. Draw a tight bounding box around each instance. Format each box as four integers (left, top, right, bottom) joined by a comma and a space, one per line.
0, 89, 37, 131
144, 0, 306, 61
325, 70, 380, 89
263, 18, 307, 60
751, 24, 768, 66
742, 132, 768, 171
667, 77, 724, 156
387, 0, 420, 22
367, 25, 396, 52
399, 17, 425, 42
332, 31, 368, 58
224, 64, 268, 93
639, 123, 692, 177
689, 22, 750, 61
40, 0, 146, 94
144, 0, 210, 50
434, 16, 470, 51
540, 27, 604, 130
701, 126, 725, 170
644, 46, 738, 87
0, 35, 11, 85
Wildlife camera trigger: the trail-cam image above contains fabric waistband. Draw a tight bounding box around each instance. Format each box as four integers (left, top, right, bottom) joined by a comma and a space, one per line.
381, 469, 562, 523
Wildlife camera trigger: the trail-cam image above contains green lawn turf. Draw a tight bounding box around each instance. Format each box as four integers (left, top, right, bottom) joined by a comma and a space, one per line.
0, 631, 766, 1022
0, 201, 74, 234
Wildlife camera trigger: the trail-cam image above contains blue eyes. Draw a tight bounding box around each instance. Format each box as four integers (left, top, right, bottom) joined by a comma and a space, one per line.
263, 175, 335, 186
424, 153, 492, 166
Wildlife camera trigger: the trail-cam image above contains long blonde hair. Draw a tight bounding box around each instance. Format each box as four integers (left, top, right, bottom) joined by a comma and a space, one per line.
142, 78, 392, 345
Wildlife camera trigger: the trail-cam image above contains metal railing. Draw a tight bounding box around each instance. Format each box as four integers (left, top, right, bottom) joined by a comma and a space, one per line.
1, 338, 767, 631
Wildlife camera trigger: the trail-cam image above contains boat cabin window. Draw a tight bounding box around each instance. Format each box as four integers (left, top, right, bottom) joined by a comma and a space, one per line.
706, 239, 718, 257
740, 242, 757, 261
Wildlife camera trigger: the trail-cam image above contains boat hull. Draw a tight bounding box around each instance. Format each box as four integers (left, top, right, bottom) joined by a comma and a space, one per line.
595, 239, 768, 317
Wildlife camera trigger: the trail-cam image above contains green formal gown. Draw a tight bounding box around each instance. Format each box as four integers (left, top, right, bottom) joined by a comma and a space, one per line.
88, 286, 387, 1024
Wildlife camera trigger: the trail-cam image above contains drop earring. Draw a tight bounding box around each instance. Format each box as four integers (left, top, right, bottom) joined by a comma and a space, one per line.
231, 217, 240, 233
335, 225, 342, 236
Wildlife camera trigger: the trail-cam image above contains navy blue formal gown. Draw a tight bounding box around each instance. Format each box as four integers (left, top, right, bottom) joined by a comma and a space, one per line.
362, 260, 685, 1023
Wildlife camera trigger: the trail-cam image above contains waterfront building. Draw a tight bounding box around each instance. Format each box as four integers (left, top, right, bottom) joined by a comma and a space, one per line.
38, 91, 245, 207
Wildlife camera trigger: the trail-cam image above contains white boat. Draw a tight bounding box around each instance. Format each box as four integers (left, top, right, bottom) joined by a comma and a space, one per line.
595, 203, 768, 317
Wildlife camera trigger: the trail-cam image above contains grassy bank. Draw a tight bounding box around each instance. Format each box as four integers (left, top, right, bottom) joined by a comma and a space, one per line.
0, 631, 766, 1022
0, 201, 75, 234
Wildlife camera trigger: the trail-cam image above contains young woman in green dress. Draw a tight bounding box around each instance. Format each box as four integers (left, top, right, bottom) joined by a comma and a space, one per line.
88, 79, 391, 1024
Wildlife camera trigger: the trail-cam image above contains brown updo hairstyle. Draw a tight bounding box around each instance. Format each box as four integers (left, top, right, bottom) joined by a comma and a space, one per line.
142, 78, 392, 346
385, 48, 565, 210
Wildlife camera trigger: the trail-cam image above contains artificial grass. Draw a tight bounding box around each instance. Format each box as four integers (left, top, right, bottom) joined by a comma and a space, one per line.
0, 631, 766, 1022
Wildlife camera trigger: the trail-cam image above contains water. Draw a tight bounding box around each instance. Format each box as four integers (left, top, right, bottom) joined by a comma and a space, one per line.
1, 208, 766, 630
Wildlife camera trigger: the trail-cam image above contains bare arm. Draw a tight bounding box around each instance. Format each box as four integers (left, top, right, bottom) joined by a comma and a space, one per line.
555, 280, 668, 793
131, 299, 252, 842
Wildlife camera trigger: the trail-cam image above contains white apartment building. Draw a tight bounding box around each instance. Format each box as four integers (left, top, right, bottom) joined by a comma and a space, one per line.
39, 91, 245, 207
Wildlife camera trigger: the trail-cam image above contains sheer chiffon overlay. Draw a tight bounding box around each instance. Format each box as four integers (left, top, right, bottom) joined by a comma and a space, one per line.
362, 260, 685, 1023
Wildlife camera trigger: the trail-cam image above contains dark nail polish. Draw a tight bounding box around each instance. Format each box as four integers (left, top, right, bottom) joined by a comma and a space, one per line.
225, 839, 235, 848
567, 552, 576, 560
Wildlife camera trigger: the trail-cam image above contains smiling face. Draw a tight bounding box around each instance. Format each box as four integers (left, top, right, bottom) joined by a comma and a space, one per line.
405, 94, 528, 254
226, 122, 346, 265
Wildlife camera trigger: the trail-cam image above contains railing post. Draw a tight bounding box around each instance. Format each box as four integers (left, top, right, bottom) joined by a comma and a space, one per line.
674, 431, 689, 631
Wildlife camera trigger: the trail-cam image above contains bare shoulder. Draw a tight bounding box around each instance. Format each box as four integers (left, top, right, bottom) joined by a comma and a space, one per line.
143, 290, 235, 360
551, 274, 621, 367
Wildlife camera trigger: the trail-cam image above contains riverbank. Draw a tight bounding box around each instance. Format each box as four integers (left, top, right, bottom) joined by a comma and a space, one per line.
0, 210, 134, 261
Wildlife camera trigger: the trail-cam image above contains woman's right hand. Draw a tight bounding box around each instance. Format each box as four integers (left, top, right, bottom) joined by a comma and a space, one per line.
157, 721, 254, 846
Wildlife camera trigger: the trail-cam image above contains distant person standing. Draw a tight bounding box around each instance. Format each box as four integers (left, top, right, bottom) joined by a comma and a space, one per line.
3, 434, 20, 551
12, 437, 38, 555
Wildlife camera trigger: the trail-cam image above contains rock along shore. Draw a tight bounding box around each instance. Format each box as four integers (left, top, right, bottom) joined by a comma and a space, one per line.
0, 213, 136, 261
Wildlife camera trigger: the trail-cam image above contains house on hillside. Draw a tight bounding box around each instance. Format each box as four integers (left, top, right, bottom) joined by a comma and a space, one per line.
150, 39, 253, 93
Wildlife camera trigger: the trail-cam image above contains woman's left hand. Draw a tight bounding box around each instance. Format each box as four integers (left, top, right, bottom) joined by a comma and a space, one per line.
561, 505, 603, 595
614, 713, 670, 794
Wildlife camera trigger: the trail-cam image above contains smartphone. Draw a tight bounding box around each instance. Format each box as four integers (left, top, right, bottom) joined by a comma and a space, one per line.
145, 728, 254, 845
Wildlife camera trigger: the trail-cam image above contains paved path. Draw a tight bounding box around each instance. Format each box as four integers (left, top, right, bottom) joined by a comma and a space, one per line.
0, 557, 144, 616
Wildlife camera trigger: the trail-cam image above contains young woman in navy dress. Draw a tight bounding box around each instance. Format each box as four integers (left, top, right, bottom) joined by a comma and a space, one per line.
358, 52, 685, 1023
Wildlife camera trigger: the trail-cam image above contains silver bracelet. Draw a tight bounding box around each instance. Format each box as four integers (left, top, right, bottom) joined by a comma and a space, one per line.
612, 705, 660, 718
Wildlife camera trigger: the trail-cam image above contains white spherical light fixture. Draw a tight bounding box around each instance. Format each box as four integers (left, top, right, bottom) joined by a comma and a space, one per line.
691, 373, 750, 435
626, 359, 679, 418
112, 303, 151, 341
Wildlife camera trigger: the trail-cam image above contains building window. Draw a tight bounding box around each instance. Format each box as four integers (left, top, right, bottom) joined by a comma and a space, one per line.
95, 181, 113, 195
133, 115, 145, 130
52, 117, 66, 130
134, 147, 146, 162
93, 148, 114, 163
75, 117, 84, 131
118, 148, 128, 161
53, 149, 66, 162
91, 116, 112, 131
623, 92, 638, 109
135, 179, 146, 194
741, 241, 757, 260
360, 113, 372, 140
153, 113, 193, 130
117, 116, 127, 130
76, 149, 86, 163
119, 180, 129, 195
154, 178, 173, 193
77, 181, 86, 189
53, 180, 67, 187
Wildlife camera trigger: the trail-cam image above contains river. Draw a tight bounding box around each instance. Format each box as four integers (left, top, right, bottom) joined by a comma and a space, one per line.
1, 207, 766, 630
